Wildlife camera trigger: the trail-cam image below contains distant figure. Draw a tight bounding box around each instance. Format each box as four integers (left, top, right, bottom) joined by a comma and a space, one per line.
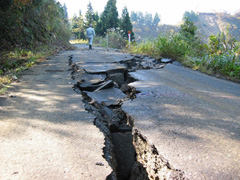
86, 24, 95, 50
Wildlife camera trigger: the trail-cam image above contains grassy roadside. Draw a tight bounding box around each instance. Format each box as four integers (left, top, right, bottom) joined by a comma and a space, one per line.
127, 17, 240, 83
128, 42, 240, 83
128, 32, 240, 83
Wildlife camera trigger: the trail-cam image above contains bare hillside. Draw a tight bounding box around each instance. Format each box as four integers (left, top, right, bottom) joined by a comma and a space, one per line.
196, 13, 221, 39
196, 12, 240, 41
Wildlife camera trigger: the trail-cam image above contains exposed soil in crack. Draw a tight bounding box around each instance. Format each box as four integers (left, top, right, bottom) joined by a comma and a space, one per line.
69, 54, 187, 180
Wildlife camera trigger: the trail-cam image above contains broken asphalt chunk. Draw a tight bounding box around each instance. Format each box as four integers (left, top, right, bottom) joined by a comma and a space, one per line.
78, 80, 113, 92
94, 80, 114, 92
161, 58, 172, 63
80, 74, 106, 84
83, 63, 126, 74
84, 87, 126, 107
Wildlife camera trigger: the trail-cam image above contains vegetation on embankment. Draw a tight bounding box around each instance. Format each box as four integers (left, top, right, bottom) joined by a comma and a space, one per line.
129, 17, 240, 82
0, 0, 71, 94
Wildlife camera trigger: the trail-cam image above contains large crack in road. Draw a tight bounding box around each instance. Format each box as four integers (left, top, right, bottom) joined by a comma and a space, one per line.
69, 51, 186, 180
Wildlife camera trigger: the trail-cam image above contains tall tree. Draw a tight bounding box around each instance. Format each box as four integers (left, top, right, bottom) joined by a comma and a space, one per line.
144, 13, 153, 26
180, 16, 198, 39
63, 3, 68, 19
130, 11, 146, 25
96, 0, 119, 36
130, 11, 138, 22
72, 13, 85, 39
137, 12, 145, 25
85, 2, 95, 27
120, 6, 134, 40
94, 12, 99, 22
153, 13, 160, 27
183, 11, 199, 22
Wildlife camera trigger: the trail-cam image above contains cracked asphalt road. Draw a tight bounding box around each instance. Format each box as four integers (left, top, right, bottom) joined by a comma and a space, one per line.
123, 64, 240, 179
0, 48, 111, 180
1, 44, 240, 180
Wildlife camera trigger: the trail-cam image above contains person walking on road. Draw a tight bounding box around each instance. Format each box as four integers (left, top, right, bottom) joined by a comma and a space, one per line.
86, 24, 95, 50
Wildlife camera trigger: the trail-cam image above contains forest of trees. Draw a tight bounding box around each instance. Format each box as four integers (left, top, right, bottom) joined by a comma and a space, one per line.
131, 11, 160, 27
71, 0, 134, 41
130, 11, 161, 40
70, 0, 165, 42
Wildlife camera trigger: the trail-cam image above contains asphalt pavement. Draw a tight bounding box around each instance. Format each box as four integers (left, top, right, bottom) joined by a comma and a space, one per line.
123, 63, 240, 179
1, 44, 239, 180
0, 47, 112, 179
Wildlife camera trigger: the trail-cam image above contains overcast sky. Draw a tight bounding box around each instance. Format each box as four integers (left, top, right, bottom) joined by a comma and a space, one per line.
57, 0, 240, 25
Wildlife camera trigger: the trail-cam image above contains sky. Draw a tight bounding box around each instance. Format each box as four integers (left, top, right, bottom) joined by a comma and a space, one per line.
57, 0, 240, 25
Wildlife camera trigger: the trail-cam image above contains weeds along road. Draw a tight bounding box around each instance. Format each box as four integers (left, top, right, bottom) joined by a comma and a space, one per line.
0, 44, 240, 180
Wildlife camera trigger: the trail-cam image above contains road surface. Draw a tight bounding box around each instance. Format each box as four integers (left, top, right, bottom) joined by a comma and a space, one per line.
1, 44, 240, 179
123, 63, 240, 179
0, 47, 112, 180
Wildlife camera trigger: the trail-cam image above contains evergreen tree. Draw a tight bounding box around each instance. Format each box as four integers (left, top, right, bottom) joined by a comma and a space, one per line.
180, 16, 198, 39
183, 11, 199, 22
85, 2, 95, 27
79, 10, 82, 16
120, 6, 134, 40
96, 0, 119, 36
130, 11, 138, 22
94, 12, 99, 22
144, 13, 153, 26
137, 12, 145, 25
95, 20, 103, 36
63, 3, 68, 19
72, 13, 85, 39
153, 13, 160, 27
62, 3, 70, 26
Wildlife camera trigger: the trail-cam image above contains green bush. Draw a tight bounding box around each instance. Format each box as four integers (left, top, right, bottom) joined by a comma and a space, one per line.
156, 33, 189, 60
129, 32, 190, 60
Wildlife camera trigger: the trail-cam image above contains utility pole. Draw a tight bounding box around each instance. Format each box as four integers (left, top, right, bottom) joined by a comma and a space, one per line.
128, 31, 131, 46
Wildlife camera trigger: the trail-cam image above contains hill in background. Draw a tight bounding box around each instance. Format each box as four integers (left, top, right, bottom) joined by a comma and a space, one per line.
195, 12, 240, 41
131, 11, 240, 42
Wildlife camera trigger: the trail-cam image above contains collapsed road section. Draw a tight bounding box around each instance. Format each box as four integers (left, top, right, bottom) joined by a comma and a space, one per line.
69, 50, 186, 180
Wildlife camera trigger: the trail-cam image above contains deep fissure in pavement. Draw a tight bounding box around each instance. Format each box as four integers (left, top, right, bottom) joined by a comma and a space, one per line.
69, 54, 186, 180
